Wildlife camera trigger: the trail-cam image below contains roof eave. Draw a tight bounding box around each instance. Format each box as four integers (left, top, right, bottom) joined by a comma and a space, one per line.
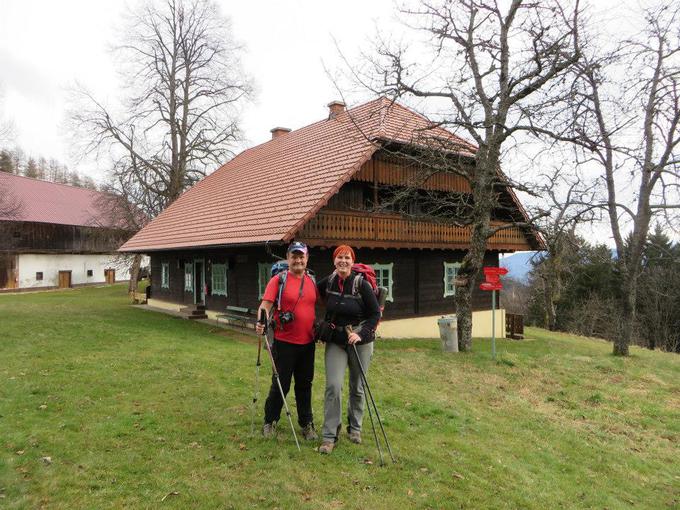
118, 239, 288, 254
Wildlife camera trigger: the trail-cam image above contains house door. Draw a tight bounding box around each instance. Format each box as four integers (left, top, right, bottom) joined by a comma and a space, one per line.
58, 271, 72, 288
194, 260, 205, 304
105, 269, 115, 284
0, 254, 17, 289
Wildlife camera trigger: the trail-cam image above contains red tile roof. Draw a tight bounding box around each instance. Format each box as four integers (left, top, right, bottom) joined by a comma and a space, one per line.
119, 98, 478, 252
0, 173, 121, 228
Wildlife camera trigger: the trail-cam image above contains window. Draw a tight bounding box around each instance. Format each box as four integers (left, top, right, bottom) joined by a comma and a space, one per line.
161, 263, 169, 289
258, 263, 271, 299
184, 262, 193, 291
443, 262, 462, 297
87, 269, 93, 277
212, 264, 227, 296
373, 263, 394, 302
35, 272, 43, 281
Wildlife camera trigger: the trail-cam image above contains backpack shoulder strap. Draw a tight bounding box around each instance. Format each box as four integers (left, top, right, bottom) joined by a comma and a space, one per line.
276, 271, 287, 309
351, 272, 363, 296
327, 271, 337, 295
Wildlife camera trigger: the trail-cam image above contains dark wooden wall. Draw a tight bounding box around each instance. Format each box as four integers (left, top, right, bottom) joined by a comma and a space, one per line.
0, 221, 133, 253
149, 245, 499, 319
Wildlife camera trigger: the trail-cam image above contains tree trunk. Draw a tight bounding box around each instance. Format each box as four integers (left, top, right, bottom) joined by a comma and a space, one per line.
128, 254, 142, 295
541, 275, 558, 331
456, 280, 474, 351
614, 274, 637, 356
455, 199, 492, 350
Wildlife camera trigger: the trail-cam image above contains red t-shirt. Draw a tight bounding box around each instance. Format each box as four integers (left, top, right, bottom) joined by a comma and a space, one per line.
263, 271, 318, 345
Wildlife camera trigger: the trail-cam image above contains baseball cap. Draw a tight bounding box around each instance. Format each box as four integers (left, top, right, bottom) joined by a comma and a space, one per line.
287, 241, 308, 255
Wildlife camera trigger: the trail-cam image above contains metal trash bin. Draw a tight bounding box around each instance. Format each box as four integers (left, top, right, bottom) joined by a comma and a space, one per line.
438, 315, 459, 352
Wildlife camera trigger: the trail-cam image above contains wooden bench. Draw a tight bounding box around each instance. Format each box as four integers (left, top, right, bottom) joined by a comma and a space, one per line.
131, 291, 148, 304
216, 305, 258, 330
505, 313, 524, 340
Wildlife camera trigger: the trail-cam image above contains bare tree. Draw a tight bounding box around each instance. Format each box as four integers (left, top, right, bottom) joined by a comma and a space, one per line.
530, 164, 599, 330
0, 191, 23, 220
0, 172, 24, 219
0, 85, 15, 146
73, 0, 251, 212
72, 0, 252, 291
361, 0, 582, 350
564, 3, 680, 355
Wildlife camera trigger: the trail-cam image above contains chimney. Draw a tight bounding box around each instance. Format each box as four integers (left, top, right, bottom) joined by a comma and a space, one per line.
270, 126, 291, 139
327, 100, 346, 120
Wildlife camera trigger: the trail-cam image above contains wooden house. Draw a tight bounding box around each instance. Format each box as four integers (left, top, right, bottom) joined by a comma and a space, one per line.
119, 98, 541, 337
0, 173, 137, 291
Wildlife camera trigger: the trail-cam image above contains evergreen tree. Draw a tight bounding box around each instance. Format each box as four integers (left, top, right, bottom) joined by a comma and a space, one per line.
0, 149, 14, 173
637, 226, 680, 352
24, 157, 41, 179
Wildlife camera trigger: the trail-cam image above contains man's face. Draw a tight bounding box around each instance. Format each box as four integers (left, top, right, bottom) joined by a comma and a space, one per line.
287, 250, 308, 275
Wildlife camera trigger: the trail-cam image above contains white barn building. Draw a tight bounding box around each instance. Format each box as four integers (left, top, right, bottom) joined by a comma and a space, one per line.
0, 173, 139, 291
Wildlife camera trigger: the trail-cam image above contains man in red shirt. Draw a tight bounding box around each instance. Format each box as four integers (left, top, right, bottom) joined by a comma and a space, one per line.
255, 242, 319, 441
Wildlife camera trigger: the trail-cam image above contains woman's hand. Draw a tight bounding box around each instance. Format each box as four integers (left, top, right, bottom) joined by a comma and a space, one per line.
255, 323, 265, 335
347, 332, 361, 345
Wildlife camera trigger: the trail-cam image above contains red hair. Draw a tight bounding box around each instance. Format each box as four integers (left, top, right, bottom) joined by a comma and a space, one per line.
333, 245, 355, 262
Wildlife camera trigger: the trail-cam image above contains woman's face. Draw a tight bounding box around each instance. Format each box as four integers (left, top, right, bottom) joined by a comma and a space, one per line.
334, 252, 353, 277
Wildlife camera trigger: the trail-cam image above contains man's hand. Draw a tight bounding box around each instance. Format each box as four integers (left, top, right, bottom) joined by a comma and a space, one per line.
347, 332, 361, 345
256, 301, 273, 336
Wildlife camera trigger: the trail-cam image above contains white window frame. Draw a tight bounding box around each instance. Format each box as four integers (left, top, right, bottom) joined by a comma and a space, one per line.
184, 262, 193, 292
211, 263, 227, 297
373, 262, 394, 302
443, 262, 462, 297
161, 262, 169, 289
258, 262, 271, 299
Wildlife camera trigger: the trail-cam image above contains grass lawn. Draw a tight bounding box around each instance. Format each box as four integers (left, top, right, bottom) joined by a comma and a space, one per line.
1, 285, 678, 509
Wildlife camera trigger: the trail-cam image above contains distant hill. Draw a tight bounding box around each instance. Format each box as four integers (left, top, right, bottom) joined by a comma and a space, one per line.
500, 251, 540, 282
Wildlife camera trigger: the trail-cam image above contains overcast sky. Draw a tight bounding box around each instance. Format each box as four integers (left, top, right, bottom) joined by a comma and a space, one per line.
2, 0, 660, 245
0, 0, 398, 179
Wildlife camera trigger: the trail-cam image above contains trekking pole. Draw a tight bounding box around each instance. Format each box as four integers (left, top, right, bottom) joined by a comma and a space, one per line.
347, 326, 395, 464
346, 327, 383, 465
249, 333, 262, 436
260, 309, 301, 452
362, 370, 384, 466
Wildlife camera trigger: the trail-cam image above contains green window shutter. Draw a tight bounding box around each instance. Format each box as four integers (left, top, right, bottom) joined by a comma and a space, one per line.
373, 263, 394, 302
161, 262, 169, 289
258, 263, 270, 299
212, 264, 227, 296
184, 263, 193, 291
443, 262, 461, 297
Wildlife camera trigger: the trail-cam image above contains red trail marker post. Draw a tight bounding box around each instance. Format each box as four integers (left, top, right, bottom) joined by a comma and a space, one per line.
479, 267, 508, 360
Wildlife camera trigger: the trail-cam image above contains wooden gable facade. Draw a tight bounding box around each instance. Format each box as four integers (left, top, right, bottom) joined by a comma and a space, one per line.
299, 150, 535, 251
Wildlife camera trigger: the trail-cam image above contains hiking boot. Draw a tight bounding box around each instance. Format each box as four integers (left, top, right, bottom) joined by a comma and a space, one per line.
262, 422, 276, 438
318, 441, 335, 454
348, 430, 362, 444
301, 423, 318, 441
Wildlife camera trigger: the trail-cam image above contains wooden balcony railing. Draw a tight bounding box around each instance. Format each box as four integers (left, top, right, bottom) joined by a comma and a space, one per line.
297, 211, 533, 250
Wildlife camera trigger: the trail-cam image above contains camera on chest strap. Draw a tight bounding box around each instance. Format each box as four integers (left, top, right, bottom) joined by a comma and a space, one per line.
279, 310, 295, 325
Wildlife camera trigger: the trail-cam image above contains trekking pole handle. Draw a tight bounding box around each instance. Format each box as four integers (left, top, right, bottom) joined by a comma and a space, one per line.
258, 309, 268, 335
345, 325, 360, 345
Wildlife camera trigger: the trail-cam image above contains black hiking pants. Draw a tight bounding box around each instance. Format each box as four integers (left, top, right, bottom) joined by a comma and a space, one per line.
264, 339, 315, 427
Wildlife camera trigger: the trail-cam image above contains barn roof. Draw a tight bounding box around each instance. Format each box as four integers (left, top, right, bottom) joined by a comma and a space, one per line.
119, 97, 486, 252
0, 173, 123, 229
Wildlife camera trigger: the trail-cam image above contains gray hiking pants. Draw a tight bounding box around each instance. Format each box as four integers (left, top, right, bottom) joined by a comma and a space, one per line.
322, 341, 374, 442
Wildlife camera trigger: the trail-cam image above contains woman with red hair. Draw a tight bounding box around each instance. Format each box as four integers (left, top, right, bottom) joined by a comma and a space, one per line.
316, 245, 381, 454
